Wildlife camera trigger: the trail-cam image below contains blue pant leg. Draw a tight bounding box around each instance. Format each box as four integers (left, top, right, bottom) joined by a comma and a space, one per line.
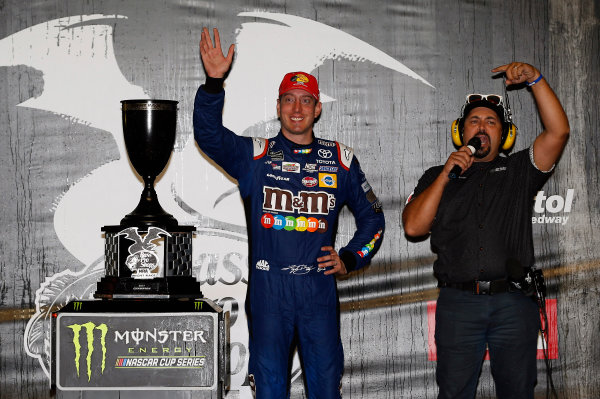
247, 272, 295, 399
296, 275, 343, 399
435, 288, 489, 399
487, 292, 540, 399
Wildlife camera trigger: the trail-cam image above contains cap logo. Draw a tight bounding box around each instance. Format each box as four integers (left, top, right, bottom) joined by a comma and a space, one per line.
291, 74, 310, 85
279, 71, 319, 100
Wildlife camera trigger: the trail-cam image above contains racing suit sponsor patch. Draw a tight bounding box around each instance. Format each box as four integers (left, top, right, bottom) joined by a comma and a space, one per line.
261, 214, 328, 233
319, 165, 338, 172
319, 173, 337, 188
252, 137, 268, 159
318, 139, 336, 147
366, 190, 378, 203
317, 159, 336, 165
336, 142, 354, 171
303, 163, 318, 173
262, 186, 336, 215
293, 148, 312, 154
302, 176, 318, 187
361, 181, 372, 193
268, 149, 284, 161
372, 201, 383, 213
318, 149, 333, 158
365, 189, 382, 212
282, 162, 300, 173
256, 260, 270, 271
357, 229, 383, 258
266, 173, 290, 182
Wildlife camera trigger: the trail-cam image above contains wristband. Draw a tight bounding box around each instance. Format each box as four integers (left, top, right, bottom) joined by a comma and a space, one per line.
526, 74, 543, 87
202, 76, 225, 94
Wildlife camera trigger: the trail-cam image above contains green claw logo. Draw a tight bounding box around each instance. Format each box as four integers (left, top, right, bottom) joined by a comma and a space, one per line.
67, 322, 108, 381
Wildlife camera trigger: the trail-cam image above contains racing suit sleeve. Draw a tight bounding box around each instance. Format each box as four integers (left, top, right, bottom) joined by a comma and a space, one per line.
193, 85, 253, 181
338, 157, 385, 272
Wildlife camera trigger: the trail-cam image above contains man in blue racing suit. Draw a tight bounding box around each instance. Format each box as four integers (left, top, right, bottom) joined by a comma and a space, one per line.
194, 28, 385, 398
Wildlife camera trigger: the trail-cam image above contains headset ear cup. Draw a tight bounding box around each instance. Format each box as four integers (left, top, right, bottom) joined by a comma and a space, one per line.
502, 124, 517, 150
451, 119, 463, 147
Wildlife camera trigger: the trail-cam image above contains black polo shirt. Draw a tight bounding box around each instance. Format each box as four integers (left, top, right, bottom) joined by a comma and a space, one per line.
411, 147, 551, 283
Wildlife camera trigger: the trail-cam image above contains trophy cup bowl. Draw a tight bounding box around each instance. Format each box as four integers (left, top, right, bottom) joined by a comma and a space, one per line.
120, 99, 178, 227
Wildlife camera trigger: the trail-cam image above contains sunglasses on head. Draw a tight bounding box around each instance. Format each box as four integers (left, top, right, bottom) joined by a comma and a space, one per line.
465, 94, 503, 106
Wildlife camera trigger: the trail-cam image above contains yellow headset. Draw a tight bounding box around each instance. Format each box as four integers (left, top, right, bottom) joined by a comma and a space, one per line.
451, 106, 517, 151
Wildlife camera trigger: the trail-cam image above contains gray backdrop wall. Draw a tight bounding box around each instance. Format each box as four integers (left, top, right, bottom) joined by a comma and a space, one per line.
1, 0, 599, 398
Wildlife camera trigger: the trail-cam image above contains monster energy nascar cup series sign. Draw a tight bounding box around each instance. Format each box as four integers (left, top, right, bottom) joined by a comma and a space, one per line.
55, 313, 217, 390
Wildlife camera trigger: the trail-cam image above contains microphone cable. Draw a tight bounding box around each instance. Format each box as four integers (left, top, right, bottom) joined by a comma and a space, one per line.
533, 270, 558, 399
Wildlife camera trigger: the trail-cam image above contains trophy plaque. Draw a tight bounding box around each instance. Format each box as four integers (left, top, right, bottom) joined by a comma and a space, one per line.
95, 100, 201, 299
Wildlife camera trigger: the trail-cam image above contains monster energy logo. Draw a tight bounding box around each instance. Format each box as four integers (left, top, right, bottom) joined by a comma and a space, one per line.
67, 322, 108, 381
194, 301, 203, 310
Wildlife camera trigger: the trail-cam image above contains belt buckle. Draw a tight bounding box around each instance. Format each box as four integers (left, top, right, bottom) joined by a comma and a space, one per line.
474, 280, 491, 295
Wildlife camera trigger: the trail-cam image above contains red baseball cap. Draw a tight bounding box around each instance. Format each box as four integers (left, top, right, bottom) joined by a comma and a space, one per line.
278, 72, 320, 101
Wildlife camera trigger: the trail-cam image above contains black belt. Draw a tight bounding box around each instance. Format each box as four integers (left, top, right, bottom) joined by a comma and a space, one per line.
438, 279, 513, 295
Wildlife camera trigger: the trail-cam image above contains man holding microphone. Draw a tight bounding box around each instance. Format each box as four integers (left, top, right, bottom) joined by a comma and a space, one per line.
403, 62, 569, 398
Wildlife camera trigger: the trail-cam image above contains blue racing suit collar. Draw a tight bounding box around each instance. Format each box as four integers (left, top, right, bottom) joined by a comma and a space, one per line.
275, 130, 316, 150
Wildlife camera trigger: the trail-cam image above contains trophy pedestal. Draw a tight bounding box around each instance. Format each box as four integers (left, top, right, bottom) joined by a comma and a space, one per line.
52, 299, 229, 397
95, 224, 201, 299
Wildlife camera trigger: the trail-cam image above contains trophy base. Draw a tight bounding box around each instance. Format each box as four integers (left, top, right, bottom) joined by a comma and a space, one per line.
94, 276, 203, 299
121, 185, 181, 229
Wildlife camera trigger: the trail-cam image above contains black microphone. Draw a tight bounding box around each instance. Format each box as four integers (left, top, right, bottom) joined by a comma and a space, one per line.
448, 137, 482, 179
